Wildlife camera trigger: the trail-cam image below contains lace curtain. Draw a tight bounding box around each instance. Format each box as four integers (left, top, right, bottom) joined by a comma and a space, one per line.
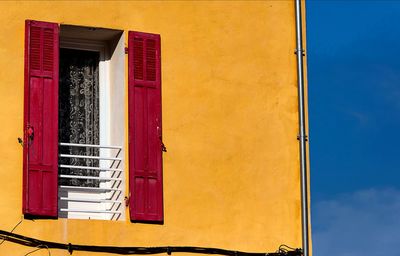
59, 49, 100, 187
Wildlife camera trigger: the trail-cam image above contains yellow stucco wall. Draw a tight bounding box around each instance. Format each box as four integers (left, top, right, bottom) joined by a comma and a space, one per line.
0, 1, 309, 255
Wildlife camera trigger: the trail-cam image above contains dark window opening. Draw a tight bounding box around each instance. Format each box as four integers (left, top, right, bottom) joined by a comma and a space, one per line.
58, 48, 100, 188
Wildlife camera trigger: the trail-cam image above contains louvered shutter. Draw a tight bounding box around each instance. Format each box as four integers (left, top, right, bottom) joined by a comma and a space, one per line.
128, 31, 163, 222
23, 20, 59, 218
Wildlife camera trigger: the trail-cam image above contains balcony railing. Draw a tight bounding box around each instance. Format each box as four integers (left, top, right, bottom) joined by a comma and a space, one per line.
58, 142, 124, 220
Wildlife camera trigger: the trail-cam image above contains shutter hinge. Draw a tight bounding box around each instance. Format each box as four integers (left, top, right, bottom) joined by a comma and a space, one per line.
125, 47, 129, 54
124, 194, 130, 206
17, 137, 24, 147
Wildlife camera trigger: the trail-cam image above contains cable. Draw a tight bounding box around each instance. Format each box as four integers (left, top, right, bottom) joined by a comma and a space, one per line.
23, 245, 51, 256
278, 245, 298, 253
0, 216, 23, 246
0, 230, 301, 256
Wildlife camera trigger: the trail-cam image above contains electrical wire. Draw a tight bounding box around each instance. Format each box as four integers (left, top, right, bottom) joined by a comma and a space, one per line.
23, 245, 51, 256
0, 216, 23, 246
0, 230, 302, 256
278, 245, 299, 255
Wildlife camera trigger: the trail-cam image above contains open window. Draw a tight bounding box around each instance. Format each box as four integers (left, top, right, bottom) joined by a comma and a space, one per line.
57, 25, 126, 220
23, 20, 163, 222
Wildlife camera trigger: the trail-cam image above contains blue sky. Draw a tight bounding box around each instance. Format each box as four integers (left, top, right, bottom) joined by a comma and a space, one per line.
307, 1, 400, 255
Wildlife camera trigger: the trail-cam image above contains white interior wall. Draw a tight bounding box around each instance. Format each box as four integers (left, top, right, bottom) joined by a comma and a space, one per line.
108, 33, 126, 220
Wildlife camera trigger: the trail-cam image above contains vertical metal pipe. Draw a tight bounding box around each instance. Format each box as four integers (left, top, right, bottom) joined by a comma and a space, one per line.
294, 1, 310, 256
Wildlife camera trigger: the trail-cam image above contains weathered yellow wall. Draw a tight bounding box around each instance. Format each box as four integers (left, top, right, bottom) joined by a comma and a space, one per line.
0, 1, 308, 255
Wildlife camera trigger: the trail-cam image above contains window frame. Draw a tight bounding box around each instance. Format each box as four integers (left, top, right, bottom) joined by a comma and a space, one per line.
23, 20, 164, 223
58, 36, 125, 221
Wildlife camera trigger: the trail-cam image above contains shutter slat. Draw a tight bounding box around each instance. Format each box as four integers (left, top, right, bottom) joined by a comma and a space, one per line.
23, 20, 59, 218
128, 31, 163, 222
133, 38, 144, 80
29, 27, 41, 71
43, 28, 54, 72
145, 39, 156, 81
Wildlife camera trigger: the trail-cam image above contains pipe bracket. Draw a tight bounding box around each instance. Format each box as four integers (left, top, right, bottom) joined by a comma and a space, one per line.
294, 49, 306, 56
297, 134, 308, 141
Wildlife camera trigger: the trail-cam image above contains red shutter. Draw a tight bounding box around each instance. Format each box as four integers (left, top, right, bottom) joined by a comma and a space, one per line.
128, 31, 163, 222
23, 20, 59, 218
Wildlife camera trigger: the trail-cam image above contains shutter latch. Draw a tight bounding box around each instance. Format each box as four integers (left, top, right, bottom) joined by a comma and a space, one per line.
161, 140, 167, 152
156, 118, 167, 152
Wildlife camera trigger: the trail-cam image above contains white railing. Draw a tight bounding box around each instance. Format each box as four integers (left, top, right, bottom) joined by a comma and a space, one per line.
58, 142, 124, 220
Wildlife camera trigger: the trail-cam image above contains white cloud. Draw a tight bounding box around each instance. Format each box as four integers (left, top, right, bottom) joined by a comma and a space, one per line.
312, 188, 400, 256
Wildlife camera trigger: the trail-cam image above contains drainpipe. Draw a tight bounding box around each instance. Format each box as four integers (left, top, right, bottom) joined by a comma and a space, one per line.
294, 1, 310, 256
